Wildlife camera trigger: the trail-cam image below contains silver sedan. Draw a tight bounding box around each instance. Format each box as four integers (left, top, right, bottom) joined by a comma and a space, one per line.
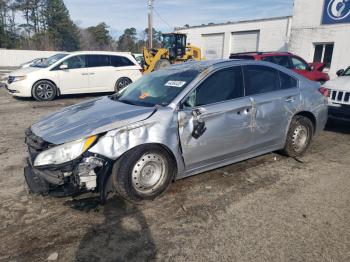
24, 60, 328, 203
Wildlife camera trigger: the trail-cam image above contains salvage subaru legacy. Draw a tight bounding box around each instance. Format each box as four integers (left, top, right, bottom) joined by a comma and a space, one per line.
24, 60, 328, 203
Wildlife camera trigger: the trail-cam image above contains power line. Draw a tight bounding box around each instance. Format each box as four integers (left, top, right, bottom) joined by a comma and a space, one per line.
153, 6, 174, 31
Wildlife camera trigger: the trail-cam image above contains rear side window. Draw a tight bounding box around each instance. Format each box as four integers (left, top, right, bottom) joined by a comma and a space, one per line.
230, 55, 255, 60
279, 71, 298, 89
262, 56, 292, 69
87, 55, 110, 67
110, 56, 135, 67
194, 66, 244, 106
243, 65, 280, 95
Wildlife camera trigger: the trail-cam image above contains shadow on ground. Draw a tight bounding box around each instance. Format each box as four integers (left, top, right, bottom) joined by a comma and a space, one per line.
74, 196, 156, 262
325, 119, 350, 134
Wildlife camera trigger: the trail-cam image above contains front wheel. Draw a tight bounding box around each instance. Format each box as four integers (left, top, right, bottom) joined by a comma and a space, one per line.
112, 145, 175, 203
154, 59, 171, 71
32, 80, 57, 101
281, 115, 314, 157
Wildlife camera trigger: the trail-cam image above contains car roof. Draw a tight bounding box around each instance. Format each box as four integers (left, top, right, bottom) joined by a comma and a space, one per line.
230, 52, 292, 57
162, 59, 271, 71
160, 59, 306, 81
66, 51, 133, 57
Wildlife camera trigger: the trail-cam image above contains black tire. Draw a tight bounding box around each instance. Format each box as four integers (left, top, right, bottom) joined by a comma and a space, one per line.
115, 77, 132, 92
32, 80, 57, 101
112, 145, 175, 203
154, 59, 171, 71
281, 115, 314, 157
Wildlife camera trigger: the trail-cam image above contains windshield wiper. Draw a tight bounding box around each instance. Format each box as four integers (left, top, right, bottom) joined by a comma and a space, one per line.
118, 99, 138, 106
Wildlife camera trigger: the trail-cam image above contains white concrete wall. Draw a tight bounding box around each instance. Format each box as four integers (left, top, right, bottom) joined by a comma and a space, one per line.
177, 17, 292, 59
289, 0, 350, 78
0, 49, 60, 67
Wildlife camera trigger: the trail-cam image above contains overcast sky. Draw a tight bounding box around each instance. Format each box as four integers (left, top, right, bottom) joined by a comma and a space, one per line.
64, 0, 293, 37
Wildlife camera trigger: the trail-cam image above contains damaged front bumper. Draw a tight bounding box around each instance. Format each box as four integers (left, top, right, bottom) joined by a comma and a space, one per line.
24, 129, 113, 202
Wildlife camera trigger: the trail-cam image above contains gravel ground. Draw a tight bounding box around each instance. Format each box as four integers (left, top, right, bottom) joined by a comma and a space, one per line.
0, 88, 349, 262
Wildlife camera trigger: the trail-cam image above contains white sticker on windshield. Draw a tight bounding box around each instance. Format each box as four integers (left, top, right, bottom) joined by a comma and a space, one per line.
165, 81, 186, 88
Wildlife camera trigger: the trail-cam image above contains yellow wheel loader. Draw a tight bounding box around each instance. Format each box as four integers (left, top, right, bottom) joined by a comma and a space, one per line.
143, 33, 202, 73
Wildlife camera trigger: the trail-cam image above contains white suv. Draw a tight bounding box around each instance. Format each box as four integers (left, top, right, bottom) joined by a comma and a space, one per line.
6, 51, 142, 101
324, 66, 350, 122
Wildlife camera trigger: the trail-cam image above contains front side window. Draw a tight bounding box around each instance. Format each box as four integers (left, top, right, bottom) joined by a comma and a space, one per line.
87, 55, 110, 67
113, 69, 200, 107
243, 65, 280, 95
291, 57, 309, 71
62, 55, 86, 69
186, 67, 244, 107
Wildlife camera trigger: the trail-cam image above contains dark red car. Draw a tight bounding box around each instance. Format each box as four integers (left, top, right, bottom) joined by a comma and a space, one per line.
230, 52, 330, 83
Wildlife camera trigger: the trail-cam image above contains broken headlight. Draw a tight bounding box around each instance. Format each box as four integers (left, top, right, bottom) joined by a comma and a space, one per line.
34, 135, 97, 167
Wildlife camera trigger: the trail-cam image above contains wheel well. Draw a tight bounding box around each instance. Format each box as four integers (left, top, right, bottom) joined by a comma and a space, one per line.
295, 111, 316, 133
119, 143, 178, 175
32, 79, 58, 93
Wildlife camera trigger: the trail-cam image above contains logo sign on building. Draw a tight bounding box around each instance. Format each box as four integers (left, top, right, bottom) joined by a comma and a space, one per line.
322, 0, 350, 24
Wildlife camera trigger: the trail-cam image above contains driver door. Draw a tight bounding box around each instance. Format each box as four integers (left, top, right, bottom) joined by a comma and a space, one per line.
178, 66, 253, 171
56, 55, 90, 94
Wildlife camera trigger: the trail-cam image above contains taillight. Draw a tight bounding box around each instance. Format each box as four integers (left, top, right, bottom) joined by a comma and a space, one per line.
319, 87, 330, 97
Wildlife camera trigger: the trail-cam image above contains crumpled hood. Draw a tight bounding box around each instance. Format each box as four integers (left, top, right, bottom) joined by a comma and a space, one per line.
324, 77, 350, 91
31, 96, 156, 144
10, 66, 42, 76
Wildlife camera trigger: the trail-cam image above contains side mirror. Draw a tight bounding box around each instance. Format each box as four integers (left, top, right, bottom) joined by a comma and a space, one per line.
336, 69, 344, 77
60, 64, 68, 70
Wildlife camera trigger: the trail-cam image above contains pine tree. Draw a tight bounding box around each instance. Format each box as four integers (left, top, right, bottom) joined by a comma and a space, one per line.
44, 0, 79, 51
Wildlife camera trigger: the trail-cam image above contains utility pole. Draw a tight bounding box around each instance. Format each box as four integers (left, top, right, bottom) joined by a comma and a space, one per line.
148, 0, 154, 49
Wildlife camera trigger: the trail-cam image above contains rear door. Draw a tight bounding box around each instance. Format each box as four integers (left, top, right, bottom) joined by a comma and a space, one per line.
243, 65, 300, 148
178, 66, 253, 171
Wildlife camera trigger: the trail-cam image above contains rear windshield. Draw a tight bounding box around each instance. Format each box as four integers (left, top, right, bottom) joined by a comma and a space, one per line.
230, 55, 255, 60
112, 69, 200, 107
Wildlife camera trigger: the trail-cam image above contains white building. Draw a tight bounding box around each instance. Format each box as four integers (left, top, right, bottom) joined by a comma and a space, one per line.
289, 0, 350, 77
177, 0, 350, 78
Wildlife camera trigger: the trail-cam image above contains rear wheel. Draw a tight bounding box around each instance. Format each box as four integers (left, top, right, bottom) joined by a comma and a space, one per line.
115, 77, 132, 92
281, 115, 314, 157
32, 80, 57, 101
112, 145, 175, 203
154, 59, 171, 71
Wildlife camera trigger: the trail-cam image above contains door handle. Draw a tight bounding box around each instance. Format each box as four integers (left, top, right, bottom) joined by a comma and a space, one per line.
237, 107, 251, 115
285, 96, 295, 103
81, 73, 89, 76
192, 107, 206, 117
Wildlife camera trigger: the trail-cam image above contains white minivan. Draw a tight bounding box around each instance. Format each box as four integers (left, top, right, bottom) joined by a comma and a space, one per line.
6, 51, 142, 101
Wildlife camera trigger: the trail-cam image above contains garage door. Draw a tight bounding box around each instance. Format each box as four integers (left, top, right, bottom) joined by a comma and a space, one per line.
202, 33, 224, 60
231, 31, 260, 53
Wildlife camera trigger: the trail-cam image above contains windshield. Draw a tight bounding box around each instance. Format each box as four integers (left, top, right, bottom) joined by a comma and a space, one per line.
33, 53, 68, 68
344, 67, 350, 76
112, 69, 200, 107
162, 35, 175, 49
